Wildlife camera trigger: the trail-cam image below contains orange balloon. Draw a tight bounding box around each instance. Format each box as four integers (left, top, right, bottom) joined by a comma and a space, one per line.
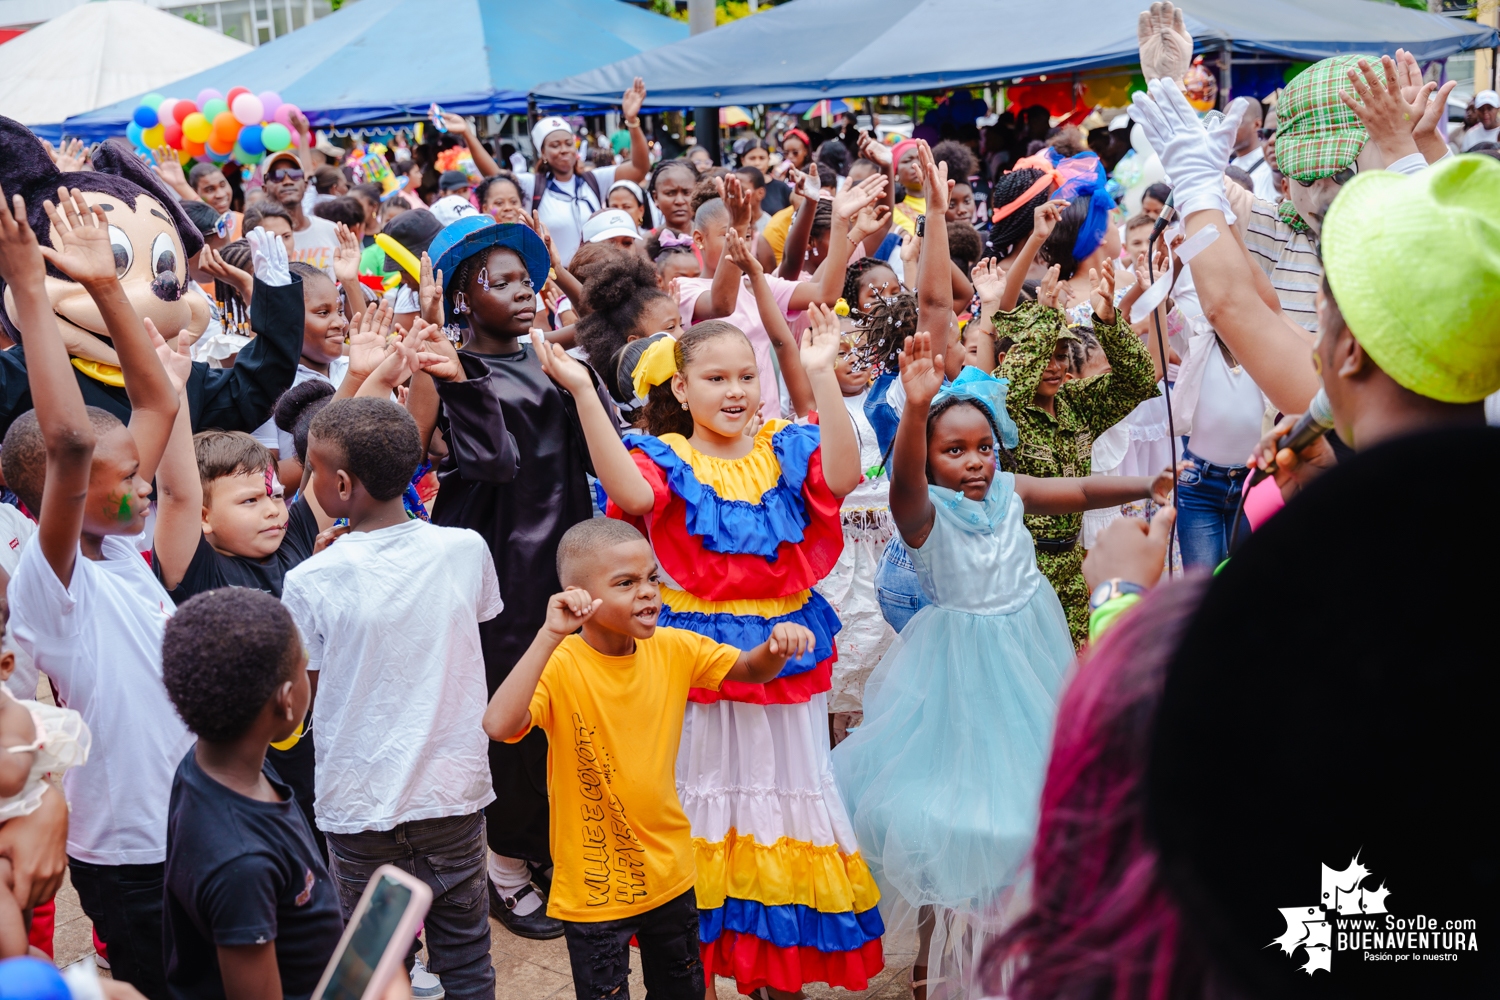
212, 111, 241, 143
184, 139, 207, 158
207, 133, 235, 155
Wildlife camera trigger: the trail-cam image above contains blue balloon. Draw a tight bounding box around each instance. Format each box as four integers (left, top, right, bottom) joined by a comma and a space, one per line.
0, 956, 72, 999
132, 104, 158, 129
204, 144, 230, 163
238, 123, 264, 155
126, 121, 145, 148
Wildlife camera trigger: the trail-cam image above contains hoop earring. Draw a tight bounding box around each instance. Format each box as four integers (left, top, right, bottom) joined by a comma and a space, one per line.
454, 292, 469, 314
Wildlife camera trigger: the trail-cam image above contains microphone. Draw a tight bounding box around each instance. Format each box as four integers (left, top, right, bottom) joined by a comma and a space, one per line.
1248, 387, 1334, 486
1148, 191, 1176, 247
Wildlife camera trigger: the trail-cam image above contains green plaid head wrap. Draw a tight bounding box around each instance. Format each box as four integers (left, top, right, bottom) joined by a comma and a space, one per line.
1276, 56, 1383, 185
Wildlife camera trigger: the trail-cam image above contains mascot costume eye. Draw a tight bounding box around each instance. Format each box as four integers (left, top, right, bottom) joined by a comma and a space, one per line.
0, 115, 303, 438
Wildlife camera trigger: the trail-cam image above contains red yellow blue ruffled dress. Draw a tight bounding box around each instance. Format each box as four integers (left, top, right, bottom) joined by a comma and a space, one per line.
607, 419, 885, 994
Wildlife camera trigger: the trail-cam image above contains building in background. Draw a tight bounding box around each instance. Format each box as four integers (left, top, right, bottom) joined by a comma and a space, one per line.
0, 0, 345, 47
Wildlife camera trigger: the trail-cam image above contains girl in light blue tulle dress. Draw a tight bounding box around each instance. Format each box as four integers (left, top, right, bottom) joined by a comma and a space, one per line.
832, 334, 1174, 997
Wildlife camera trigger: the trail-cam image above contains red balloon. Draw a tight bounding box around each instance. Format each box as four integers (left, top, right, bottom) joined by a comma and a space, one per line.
163, 120, 184, 150
172, 101, 196, 125
226, 86, 251, 106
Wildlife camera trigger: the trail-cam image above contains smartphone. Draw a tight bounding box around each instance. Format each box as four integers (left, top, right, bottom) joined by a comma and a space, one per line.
311, 865, 432, 1000
428, 103, 448, 133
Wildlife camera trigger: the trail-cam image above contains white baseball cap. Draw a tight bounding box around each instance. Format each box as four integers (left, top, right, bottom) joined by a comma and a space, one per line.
583, 209, 640, 243
430, 194, 478, 227
1476, 90, 1500, 110
1109, 112, 1132, 131
531, 115, 574, 151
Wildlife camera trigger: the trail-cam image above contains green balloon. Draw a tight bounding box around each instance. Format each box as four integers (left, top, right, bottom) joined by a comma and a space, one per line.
202, 98, 229, 121
141, 93, 165, 110
261, 122, 292, 152
234, 145, 263, 165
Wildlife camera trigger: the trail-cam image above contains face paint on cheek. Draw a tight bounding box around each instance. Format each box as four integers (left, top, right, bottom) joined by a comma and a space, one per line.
265, 465, 275, 497
111, 492, 134, 522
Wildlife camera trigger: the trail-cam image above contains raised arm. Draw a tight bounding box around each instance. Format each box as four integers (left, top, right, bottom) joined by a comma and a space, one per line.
912, 144, 962, 379
787, 172, 885, 311
613, 78, 652, 183
800, 304, 862, 496
533, 332, 655, 515
726, 230, 814, 417
776, 168, 820, 280
999, 199, 1066, 311
484, 589, 600, 741
533, 214, 583, 308
0, 187, 93, 587
440, 112, 502, 178
889, 331, 946, 548
1062, 266, 1162, 434
148, 324, 202, 592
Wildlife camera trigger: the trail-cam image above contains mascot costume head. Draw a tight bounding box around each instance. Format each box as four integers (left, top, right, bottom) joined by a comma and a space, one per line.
0, 115, 210, 379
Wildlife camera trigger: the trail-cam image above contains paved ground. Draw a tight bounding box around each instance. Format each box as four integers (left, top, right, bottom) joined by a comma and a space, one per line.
53, 876, 916, 999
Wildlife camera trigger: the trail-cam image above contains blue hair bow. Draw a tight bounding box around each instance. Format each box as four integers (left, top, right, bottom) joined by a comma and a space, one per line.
933, 367, 1019, 450
1036, 148, 1117, 263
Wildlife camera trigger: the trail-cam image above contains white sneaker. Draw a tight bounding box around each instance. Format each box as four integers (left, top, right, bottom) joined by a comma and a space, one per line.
410, 957, 445, 999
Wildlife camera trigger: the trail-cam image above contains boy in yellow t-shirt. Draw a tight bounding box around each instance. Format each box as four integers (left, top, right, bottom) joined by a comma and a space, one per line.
483, 518, 814, 1000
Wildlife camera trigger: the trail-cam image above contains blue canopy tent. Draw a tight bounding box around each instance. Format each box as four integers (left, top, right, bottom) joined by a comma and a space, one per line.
58, 0, 686, 140
533, 0, 1498, 107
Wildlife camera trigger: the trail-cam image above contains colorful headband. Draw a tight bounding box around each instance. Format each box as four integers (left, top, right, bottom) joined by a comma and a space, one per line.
991, 169, 1059, 224
932, 367, 1019, 450
631, 334, 679, 400
783, 128, 810, 148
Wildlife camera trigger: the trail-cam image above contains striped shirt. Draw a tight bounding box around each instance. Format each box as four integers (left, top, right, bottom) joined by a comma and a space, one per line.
1243, 198, 1322, 334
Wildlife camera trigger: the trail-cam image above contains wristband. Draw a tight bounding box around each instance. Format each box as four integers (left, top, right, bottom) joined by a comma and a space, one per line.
625, 118, 641, 129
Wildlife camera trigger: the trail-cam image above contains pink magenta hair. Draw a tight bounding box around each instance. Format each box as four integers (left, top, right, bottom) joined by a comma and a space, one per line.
980, 574, 1211, 1000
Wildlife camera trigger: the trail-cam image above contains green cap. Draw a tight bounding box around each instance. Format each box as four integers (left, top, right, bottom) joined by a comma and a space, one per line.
1276, 55, 1381, 184
1322, 154, 1500, 404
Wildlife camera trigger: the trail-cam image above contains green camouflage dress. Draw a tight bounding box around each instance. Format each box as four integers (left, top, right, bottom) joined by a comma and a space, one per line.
995, 301, 1160, 645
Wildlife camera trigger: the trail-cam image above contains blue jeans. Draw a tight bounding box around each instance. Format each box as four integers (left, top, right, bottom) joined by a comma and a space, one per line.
1175, 445, 1252, 570
325, 811, 494, 1000
875, 541, 929, 632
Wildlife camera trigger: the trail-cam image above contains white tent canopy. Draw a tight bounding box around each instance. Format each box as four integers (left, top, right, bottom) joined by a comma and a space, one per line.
0, 1, 251, 127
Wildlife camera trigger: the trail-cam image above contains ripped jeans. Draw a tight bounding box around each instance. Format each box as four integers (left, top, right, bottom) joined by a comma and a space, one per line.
562, 887, 703, 1000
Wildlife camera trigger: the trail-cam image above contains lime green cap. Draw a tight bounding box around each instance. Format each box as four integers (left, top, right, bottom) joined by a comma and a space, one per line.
1322, 154, 1500, 404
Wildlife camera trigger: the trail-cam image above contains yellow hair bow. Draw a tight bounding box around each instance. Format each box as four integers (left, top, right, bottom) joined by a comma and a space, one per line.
631, 335, 678, 400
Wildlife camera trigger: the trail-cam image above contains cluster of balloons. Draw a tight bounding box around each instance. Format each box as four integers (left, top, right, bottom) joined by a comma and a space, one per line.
127, 87, 303, 166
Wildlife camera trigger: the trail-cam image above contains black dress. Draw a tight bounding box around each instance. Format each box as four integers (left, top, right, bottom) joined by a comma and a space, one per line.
431, 342, 617, 864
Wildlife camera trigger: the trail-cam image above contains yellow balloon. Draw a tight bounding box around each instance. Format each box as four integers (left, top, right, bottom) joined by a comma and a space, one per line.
142, 124, 165, 148
182, 112, 212, 144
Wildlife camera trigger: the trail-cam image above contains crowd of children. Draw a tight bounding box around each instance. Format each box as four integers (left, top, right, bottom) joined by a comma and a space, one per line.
11, 11, 1481, 996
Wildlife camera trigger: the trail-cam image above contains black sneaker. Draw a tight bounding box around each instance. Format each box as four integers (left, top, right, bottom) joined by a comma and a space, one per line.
489, 880, 564, 940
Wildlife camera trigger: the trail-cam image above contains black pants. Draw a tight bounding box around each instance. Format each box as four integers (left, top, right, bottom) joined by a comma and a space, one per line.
68, 857, 166, 999
480, 612, 552, 866
562, 888, 703, 1000
325, 811, 494, 1000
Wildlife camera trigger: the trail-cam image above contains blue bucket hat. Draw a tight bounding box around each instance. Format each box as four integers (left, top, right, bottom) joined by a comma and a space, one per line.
428, 216, 551, 302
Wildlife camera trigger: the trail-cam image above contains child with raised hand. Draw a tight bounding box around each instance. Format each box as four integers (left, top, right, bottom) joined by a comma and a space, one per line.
482, 518, 816, 1000
401, 219, 617, 938
831, 331, 1175, 997
0, 184, 188, 995
280, 397, 501, 999
160, 588, 343, 999
533, 310, 885, 996
0, 582, 89, 958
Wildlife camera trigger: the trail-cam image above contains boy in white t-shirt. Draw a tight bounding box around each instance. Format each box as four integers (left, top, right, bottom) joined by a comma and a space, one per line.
281, 397, 501, 999
0, 187, 190, 995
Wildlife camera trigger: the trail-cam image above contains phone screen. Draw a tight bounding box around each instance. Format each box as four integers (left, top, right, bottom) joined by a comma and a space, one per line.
316, 873, 414, 1000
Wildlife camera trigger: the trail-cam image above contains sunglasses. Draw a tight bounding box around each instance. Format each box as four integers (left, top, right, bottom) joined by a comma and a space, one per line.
1292, 164, 1357, 188
1257, 127, 1277, 140
267, 168, 304, 182
214, 211, 234, 240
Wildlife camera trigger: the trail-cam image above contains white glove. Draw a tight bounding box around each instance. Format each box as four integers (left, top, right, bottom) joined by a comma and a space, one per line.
247, 226, 291, 287
1129, 79, 1249, 221
1137, 2, 1194, 83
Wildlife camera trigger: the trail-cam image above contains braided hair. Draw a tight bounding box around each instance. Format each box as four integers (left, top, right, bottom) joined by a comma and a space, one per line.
859, 290, 919, 376
988, 167, 1049, 258
840, 257, 897, 318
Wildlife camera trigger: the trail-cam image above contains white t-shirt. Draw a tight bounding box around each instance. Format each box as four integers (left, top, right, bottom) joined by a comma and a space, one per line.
514, 165, 619, 266
673, 273, 802, 422
1187, 341, 1266, 468
0, 503, 38, 699
291, 214, 340, 274
1230, 147, 1280, 203
7, 535, 191, 864
1462, 123, 1499, 151
251, 359, 349, 458
281, 519, 502, 834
